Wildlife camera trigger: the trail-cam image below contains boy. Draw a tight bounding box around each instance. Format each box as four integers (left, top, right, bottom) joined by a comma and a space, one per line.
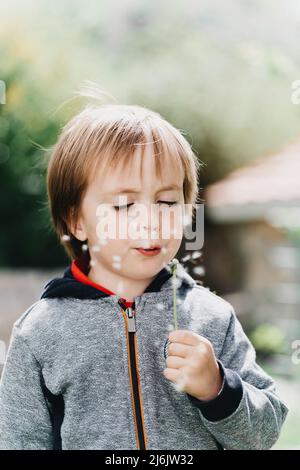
0, 93, 288, 450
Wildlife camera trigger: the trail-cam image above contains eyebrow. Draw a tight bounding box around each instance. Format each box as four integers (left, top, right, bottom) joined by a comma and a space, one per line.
104, 184, 182, 196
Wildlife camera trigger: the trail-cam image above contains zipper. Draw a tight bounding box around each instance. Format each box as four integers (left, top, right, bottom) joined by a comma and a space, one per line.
118, 299, 147, 450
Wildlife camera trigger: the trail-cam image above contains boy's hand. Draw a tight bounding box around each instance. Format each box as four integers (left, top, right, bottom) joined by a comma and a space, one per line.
163, 329, 223, 401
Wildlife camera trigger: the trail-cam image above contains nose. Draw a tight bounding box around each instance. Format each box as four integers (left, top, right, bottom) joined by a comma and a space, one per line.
140, 202, 160, 235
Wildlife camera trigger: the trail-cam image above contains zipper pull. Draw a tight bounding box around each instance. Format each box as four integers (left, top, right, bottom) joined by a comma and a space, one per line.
126, 306, 136, 333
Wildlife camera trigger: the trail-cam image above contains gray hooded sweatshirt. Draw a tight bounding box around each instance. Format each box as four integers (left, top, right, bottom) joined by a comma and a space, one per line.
0, 259, 288, 450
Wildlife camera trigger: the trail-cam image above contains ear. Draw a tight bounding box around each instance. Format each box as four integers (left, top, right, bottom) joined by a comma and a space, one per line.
69, 214, 88, 242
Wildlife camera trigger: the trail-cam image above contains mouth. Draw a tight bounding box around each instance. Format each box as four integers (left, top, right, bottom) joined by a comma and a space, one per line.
134, 246, 161, 257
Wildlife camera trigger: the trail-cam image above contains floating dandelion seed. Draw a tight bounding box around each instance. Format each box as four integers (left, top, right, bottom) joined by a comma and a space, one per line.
181, 253, 191, 263
156, 302, 164, 311
150, 231, 159, 239
167, 323, 174, 332
161, 247, 168, 254
61, 234, 70, 242
139, 240, 147, 249
82, 244, 88, 251
193, 266, 205, 276
112, 262, 121, 270
173, 373, 187, 393
116, 281, 124, 294
183, 214, 192, 227
91, 245, 100, 252
191, 251, 202, 261
112, 255, 121, 261
90, 259, 96, 267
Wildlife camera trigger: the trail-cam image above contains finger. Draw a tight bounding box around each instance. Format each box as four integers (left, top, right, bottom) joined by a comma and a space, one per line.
167, 341, 193, 358
163, 367, 181, 383
168, 329, 206, 346
166, 355, 185, 369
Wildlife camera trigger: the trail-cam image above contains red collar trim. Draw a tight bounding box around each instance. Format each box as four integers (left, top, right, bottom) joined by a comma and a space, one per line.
71, 259, 133, 307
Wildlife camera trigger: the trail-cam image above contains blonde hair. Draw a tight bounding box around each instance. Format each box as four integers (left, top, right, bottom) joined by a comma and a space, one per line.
47, 84, 201, 261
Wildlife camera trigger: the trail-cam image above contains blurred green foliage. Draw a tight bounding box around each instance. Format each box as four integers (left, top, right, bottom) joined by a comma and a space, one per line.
249, 323, 287, 358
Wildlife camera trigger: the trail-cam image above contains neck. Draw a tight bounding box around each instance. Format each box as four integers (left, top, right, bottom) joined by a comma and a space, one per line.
88, 262, 157, 301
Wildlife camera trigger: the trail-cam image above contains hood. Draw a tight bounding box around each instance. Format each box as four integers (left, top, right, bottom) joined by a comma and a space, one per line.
40, 258, 196, 301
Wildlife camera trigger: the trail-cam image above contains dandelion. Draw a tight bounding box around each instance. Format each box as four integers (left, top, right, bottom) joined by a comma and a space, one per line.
61, 234, 70, 242
82, 244, 88, 251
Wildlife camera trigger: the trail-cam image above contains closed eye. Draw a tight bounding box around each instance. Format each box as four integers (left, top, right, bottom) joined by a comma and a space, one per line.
113, 203, 134, 210
158, 201, 178, 206
113, 201, 178, 210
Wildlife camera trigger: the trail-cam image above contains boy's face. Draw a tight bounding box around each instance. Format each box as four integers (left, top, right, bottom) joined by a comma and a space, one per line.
73, 144, 186, 283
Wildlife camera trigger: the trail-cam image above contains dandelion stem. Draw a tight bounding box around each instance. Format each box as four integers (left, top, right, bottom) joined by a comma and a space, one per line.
172, 260, 178, 330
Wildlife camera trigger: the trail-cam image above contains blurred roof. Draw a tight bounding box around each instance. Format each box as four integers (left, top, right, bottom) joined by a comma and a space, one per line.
205, 138, 300, 222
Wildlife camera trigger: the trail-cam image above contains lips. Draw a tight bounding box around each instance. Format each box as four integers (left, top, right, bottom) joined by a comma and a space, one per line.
135, 246, 161, 257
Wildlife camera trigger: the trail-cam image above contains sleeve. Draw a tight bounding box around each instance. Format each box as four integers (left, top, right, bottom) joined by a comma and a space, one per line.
187, 307, 289, 450
0, 325, 54, 449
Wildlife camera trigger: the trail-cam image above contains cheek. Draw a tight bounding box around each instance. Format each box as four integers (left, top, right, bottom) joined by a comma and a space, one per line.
160, 206, 184, 240
96, 208, 118, 241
